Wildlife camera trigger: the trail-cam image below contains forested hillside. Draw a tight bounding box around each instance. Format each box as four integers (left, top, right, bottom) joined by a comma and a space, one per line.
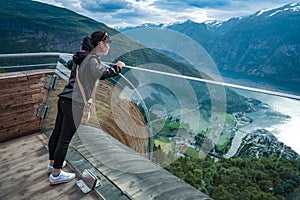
165, 156, 300, 200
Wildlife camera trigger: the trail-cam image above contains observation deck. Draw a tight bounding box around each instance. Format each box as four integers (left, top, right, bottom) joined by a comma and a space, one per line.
0, 53, 212, 200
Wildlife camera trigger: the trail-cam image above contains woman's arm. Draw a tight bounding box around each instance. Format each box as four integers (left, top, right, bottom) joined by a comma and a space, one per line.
99, 61, 124, 80
88, 57, 124, 80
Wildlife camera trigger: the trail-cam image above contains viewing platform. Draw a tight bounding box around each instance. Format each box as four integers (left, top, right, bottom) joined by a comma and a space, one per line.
0, 132, 99, 200
0, 53, 212, 200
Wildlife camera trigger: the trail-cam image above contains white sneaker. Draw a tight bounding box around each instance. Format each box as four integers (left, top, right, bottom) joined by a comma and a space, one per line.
49, 170, 76, 185
47, 161, 67, 174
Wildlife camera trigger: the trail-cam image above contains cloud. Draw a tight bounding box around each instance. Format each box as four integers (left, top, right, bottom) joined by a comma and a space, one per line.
34, 0, 295, 27
151, 0, 231, 9
80, 0, 133, 13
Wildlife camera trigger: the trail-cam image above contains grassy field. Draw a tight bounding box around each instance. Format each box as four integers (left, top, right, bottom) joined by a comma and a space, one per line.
154, 137, 173, 154
215, 131, 231, 152
156, 136, 171, 143
182, 147, 205, 159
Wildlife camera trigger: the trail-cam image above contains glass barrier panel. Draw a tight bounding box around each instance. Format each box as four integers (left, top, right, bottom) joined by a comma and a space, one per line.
39, 54, 71, 135
0, 55, 58, 73
109, 65, 300, 199
38, 54, 300, 199
113, 66, 300, 158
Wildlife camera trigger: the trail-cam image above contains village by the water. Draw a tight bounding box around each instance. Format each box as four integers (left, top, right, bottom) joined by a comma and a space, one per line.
153, 97, 300, 161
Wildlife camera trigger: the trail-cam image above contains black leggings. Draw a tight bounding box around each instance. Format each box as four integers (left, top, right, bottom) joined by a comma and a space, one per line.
48, 97, 84, 169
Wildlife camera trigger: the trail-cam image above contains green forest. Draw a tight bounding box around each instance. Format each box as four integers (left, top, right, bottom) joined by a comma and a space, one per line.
162, 155, 300, 200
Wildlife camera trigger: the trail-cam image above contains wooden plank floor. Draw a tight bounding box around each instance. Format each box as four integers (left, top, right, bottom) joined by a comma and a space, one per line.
0, 133, 100, 200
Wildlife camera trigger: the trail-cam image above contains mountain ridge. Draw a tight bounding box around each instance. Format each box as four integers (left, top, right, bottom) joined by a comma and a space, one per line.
0, 0, 293, 115
117, 2, 300, 94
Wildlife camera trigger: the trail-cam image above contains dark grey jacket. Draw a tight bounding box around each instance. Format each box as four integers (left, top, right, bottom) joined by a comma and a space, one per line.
59, 52, 122, 104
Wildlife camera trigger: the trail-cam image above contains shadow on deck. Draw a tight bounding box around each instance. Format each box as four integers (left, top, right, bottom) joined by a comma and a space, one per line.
0, 132, 100, 200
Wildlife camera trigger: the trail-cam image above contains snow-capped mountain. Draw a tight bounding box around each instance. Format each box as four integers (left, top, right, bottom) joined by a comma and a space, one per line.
118, 2, 300, 93
256, 2, 300, 17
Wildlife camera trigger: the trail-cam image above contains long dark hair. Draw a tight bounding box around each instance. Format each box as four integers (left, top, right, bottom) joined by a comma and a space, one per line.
81, 31, 107, 52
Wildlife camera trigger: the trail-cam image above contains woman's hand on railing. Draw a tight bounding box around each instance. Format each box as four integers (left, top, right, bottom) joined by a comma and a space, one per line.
115, 61, 125, 69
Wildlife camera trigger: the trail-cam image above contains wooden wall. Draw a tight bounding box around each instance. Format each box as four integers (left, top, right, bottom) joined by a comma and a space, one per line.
0, 69, 55, 142
0, 69, 150, 157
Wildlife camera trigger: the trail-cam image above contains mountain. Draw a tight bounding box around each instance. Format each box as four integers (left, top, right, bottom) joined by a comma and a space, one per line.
0, 0, 263, 115
0, 0, 202, 77
0, 0, 115, 53
208, 3, 300, 83
118, 3, 300, 94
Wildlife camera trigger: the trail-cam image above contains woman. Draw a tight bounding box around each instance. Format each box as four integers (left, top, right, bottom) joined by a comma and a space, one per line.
47, 30, 124, 185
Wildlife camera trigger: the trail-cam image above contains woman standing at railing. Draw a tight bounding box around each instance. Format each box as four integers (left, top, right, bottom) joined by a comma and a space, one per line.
47, 30, 125, 185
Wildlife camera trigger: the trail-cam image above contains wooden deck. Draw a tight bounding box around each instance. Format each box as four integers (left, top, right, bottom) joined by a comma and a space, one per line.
0, 58, 212, 200
69, 125, 212, 200
0, 133, 100, 200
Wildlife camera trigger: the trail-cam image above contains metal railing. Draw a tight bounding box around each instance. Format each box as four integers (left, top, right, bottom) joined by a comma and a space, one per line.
1, 52, 300, 199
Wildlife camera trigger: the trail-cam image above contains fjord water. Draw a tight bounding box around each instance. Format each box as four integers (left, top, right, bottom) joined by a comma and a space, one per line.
233, 88, 300, 155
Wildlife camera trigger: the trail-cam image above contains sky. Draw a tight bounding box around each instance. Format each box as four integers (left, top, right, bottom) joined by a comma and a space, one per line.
34, 0, 296, 28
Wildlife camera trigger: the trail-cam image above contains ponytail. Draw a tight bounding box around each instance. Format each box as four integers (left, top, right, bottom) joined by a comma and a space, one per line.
81, 36, 94, 51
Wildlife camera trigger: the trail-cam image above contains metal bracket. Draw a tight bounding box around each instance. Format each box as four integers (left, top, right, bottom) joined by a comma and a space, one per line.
44, 74, 58, 90
36, 103, 50, 119
76, 169, 102, 194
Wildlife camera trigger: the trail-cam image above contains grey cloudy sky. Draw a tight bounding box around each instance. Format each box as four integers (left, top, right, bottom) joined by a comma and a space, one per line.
34, 0, 296, 27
